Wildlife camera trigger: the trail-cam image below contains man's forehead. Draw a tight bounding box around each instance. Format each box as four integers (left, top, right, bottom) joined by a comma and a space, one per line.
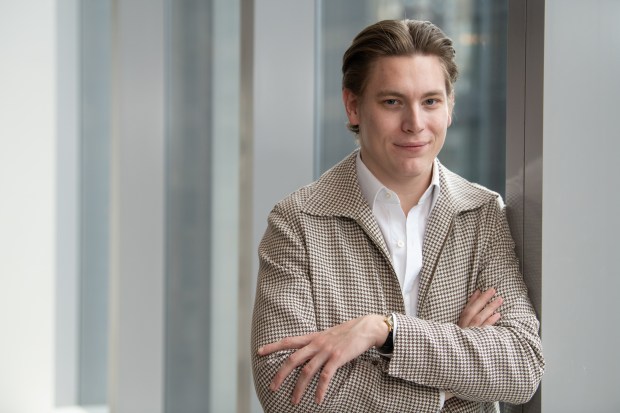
364, 55, 449, 94
368, 54, 444, 74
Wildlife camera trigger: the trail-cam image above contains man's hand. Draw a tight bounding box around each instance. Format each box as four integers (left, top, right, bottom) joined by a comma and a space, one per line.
257, 314, 387, 405
458, 288, 503, 328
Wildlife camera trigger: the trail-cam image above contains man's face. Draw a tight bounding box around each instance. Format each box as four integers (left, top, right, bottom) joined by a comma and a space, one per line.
343, 54, 453, 190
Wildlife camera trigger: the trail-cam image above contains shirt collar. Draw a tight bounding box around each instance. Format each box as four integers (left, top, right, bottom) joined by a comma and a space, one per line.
355, 151, 441, 210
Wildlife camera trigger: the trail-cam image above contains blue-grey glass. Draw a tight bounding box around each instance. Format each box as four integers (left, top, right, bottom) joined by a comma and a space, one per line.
317, 0, 507, 196
165, 0, 213, 411
79, 0, 111, 404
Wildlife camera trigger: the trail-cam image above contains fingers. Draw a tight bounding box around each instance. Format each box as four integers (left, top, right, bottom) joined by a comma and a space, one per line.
291, 350, 331, 404
258, 333, 316, 356
477, 295, 503, 326
315, 362, 337, 404
482, 311, 501, 327
466, 289, 482, 304
290, 353, 342, 405
259, 315, 379, 406
269, 343, 316, 392
259, 333, 319, 393
458, 288, 503, 328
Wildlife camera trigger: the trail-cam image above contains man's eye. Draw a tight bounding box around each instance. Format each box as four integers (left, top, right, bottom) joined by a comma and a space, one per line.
425, 98, 438, 105
385, 99, 399, 105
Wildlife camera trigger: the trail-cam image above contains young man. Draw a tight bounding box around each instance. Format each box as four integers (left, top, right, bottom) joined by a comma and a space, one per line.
252, 19, 544, 412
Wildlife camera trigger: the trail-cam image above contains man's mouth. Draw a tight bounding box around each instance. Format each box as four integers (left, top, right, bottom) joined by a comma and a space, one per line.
395, 141, 428, 148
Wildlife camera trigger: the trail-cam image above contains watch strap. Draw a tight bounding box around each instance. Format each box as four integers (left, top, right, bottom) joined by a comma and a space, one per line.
378, 314, 394, 353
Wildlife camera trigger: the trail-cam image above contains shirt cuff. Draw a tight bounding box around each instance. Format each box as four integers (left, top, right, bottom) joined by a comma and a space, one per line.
392, 312, 398, 345
438, 390, 445, 410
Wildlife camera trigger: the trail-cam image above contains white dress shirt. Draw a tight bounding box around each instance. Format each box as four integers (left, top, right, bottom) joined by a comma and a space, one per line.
356, 152, 446, 409
356, 152, 440, 316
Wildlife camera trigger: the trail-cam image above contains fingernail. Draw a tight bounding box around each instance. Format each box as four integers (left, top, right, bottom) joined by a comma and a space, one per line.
269, 382, 275, 391
257, 346, 263, 355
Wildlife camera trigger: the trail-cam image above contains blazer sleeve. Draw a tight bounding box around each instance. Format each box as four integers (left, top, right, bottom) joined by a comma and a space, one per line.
251, 205, 444, 413
387, 197, 545, 405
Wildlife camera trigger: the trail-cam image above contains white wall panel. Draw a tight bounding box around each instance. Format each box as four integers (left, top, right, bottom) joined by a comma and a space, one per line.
0, 1, 56, 412
542, 1, 620, 411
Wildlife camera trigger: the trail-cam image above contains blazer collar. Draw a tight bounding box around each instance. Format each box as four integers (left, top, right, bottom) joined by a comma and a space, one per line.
302, 151, 367, 219
302, 151, 389, 261
302, 149, 494, 220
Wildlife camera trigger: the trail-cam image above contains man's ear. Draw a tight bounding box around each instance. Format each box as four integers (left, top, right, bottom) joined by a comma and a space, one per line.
447, 92, 455, 127
342, 88, 360, 126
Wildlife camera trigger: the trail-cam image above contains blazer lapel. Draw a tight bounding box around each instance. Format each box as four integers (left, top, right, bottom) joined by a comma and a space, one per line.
416, 162, 499, 316
418, 192, 457, 318
416, 175, 458, 317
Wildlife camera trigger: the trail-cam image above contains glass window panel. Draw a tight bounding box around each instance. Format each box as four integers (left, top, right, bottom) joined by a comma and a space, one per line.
317, 0, 507, 196
165, 0, 213, 411
79, 0, 112, 404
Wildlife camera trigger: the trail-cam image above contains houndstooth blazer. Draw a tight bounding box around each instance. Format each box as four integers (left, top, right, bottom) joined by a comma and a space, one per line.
251, 151, 544, 413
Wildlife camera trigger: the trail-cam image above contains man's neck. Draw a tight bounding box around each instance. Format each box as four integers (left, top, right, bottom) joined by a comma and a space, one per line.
361, 160, 433, 213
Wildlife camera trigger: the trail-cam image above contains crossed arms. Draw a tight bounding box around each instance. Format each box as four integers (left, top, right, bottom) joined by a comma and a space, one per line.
251, 199, 544, 412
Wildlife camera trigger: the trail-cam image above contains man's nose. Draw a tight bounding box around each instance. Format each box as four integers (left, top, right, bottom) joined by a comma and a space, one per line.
401, 105, 424, 134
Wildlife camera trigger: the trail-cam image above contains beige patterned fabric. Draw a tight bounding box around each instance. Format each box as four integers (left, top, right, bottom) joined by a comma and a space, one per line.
251, 151, 544, 412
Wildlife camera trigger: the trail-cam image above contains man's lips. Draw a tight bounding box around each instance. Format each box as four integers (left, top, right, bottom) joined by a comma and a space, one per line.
394, 141, 429, 148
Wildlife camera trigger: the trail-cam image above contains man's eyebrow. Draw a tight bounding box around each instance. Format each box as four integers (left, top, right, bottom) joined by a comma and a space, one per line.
375, 89, 445, 98
376, 89, 404, 97
421, 90, 446, 98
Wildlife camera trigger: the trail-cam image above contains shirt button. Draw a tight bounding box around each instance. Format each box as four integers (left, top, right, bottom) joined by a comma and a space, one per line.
397, 240, 405, 248
385, 192, 392, 199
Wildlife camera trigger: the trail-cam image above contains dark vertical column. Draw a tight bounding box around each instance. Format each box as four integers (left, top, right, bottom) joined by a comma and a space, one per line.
521, 1, 544, 411
505, 0, 544, 412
